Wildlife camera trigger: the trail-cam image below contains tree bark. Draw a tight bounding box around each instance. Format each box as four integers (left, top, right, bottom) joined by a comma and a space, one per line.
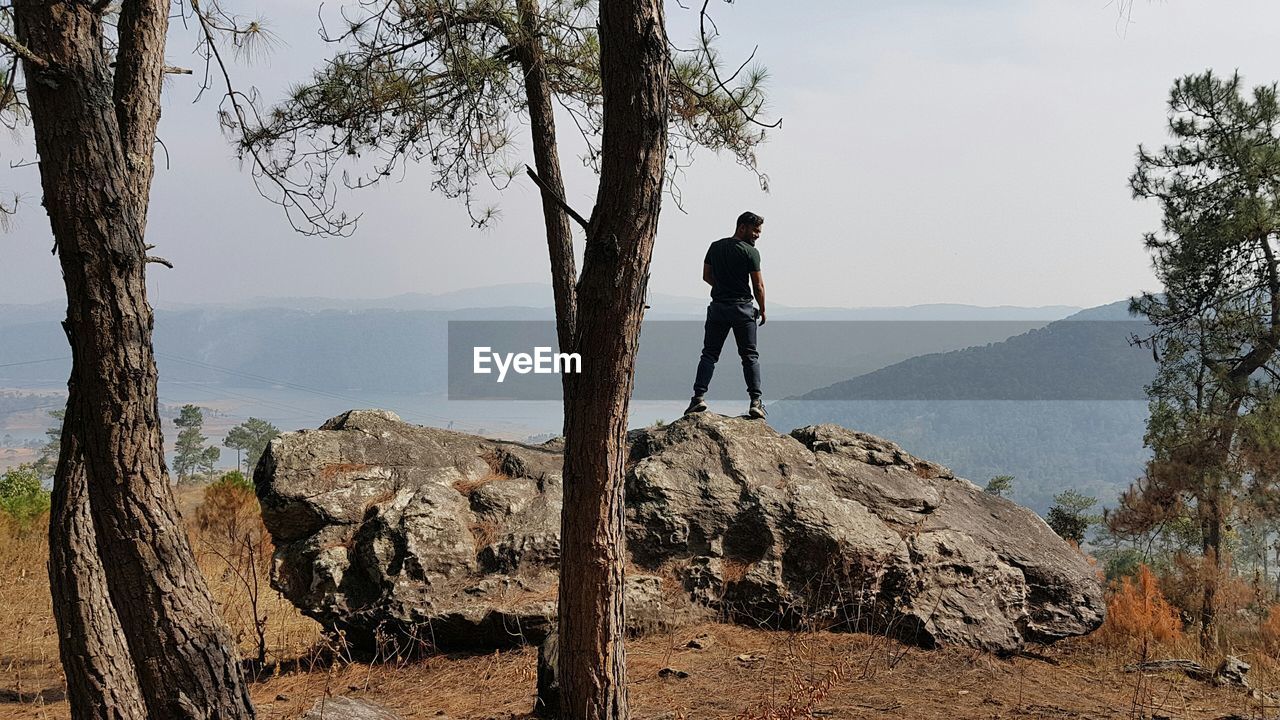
516, 0, 577, 355
47, 405, 146, 720
1199, 496, 1222, 655
15, 2, 255, 717
556, 0, 669, 717
111, 0, 167, 225
1263, 527, 1270, 600
1197, 396, 1243, 655
1275, 541, 1280, 598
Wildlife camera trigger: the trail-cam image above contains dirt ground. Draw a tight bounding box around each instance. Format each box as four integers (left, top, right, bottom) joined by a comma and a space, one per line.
1, 485, 1273, 720
1, 620, 1272, 720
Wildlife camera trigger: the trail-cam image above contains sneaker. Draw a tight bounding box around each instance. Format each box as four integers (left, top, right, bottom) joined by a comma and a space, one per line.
748, 398, 767, 419
684, 396, 708, 415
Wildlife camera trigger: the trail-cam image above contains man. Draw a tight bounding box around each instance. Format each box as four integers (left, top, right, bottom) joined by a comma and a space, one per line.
685, 211, 767, 419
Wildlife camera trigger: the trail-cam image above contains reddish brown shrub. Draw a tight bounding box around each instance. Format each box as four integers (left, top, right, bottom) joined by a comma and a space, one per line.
1098, 564, 1183, 654
1261, 603, 1280, 651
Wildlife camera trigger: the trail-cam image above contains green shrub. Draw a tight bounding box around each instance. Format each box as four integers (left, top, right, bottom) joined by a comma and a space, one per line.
1098, 546, 1146, 582
214, 469, 253, 493
0, 464, 50, 524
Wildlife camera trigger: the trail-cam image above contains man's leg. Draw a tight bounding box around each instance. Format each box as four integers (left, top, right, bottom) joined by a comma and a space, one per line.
693, 303, 731, 398
730, 304, 762, 399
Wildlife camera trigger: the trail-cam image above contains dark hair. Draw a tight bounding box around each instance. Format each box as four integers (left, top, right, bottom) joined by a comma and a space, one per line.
736, 211, 764, 228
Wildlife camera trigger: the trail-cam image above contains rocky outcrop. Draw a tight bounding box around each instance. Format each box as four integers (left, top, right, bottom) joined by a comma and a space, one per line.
256, 410, 1103, 655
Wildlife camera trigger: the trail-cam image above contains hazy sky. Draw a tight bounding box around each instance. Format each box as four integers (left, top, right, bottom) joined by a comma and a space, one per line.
2, 0, 1278, 309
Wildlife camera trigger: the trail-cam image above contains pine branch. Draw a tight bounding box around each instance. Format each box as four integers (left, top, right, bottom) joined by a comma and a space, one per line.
0, 32, 49, 71
192, 0, 355, 236
525, 164, 588, 230
696, 0, 779, 130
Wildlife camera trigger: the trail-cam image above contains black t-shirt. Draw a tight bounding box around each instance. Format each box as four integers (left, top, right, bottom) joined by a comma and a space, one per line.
704, 237, 762, 303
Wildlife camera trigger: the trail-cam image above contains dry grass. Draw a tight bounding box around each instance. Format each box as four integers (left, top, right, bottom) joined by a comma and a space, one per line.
0, 498, 1274, 719
721, 558, 750, 585
0, 485, 321, 716
910, 462, 939, 480
467, 519, 501, 553
0, 514, 59, 709
1262, 603, 1280, 652
453, 471, 510, 497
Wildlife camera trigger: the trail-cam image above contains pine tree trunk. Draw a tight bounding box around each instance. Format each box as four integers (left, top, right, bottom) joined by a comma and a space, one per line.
47, 409, 146, 720
516, 0, 577, 355
1274, 541, 1280, 598
556, 0, 669, 717
1262, 527, 1270, 599
1195, 392, 1249, 656
1199, 500, 1222, 655
15, 2, 255, 717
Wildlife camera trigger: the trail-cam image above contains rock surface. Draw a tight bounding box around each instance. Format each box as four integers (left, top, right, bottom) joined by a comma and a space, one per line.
257, 410, 1103, 655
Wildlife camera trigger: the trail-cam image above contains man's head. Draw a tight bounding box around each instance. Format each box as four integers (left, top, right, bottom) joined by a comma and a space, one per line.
735, 211, 764, 242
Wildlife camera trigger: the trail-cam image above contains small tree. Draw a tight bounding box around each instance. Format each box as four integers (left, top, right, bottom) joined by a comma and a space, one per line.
173, 405, 213, 483
1045, 489, 1099, 545
32, 409, 63, 483
217, 469, 252, 491
199, 446, 221, 481
223, 417, 279, 475
985, 475, 1014, 498
1099, 564, 1183, 655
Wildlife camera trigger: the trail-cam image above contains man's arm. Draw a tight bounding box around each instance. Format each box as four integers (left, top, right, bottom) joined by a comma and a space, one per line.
751, 270, 766, 325
703, 262, 715, 287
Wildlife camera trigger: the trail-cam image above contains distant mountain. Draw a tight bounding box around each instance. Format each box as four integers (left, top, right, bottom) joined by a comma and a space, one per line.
794, 300, 1151, 401
1063, 299, 1136, 321
760, 303, 1083, 321
769, 299, 1154, 513
131, 283, 1080, 321
0, 300, 64, 326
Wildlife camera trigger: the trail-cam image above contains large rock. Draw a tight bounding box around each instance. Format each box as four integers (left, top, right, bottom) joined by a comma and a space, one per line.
257, 410, 1103, 655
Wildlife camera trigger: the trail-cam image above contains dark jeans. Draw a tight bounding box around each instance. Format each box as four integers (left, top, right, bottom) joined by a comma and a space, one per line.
693, 300, 762, 399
